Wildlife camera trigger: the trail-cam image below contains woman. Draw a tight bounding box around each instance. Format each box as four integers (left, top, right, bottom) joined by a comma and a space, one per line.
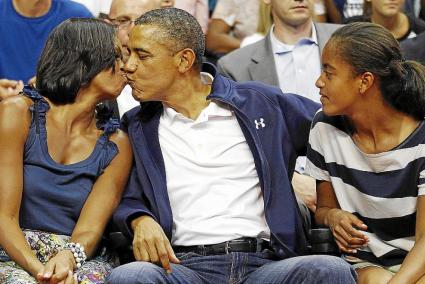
306, 22, 425, 283
344, 0, 425, 41
0, 18, 132, 283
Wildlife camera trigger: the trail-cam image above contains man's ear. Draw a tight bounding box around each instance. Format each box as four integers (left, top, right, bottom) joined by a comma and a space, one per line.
175, 48, 196, 73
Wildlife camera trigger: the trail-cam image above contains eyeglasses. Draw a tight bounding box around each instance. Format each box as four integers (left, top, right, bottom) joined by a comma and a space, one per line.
108, 18, 136, 29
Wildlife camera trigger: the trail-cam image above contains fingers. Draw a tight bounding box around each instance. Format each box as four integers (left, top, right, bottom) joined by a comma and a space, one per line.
16, 80, 24, 91
41, 261, 55, 280
134, 236, 173, 272
334, 238, 353, 254
0, 79, 19, 87
333, 230, 359, 254
132, 216, 177, 273
165, 240, 180, 264
132, 227, 150, 262
351, 216, 368, 231
132, 240, 142, 261
0, 79, 23, 99
50, 266, 70, 283
155, 239, 171, 273
334, 223, 366, 246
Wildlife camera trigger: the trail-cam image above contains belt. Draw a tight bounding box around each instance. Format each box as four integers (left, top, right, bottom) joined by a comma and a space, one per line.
173, 237, 271, 255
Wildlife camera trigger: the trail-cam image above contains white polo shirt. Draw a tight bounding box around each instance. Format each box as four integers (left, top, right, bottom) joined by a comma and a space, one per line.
158, 101, 270, 246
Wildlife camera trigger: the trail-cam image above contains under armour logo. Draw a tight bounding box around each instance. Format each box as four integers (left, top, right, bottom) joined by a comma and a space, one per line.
254, 118, 266, 129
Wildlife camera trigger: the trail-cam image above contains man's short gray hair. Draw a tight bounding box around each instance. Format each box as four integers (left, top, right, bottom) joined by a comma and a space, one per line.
135, 8, 205, 69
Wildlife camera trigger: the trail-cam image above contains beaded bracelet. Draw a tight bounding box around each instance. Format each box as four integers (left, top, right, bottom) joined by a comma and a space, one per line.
64, 242, 87, 269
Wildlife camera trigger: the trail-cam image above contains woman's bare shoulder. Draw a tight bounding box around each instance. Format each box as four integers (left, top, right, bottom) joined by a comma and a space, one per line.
0, 95, 33, 128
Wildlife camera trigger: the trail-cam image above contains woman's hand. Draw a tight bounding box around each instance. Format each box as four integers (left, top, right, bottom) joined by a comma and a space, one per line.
36, 250, 76, 284
326, 208, 369, 253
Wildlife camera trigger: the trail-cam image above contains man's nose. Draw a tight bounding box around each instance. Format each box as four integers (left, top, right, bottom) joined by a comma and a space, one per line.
123, 57, 136, 73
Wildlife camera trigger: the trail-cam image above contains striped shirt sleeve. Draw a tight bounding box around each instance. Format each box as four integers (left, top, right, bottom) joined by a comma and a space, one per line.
305, 113, 330, 181
418, 169, 425, 196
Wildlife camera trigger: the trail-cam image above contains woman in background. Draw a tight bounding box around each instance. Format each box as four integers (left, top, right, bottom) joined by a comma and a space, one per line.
344, 0, 425, 41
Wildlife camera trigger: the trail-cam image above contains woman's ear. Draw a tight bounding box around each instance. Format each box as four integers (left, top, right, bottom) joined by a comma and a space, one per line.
359, 72, 375, 94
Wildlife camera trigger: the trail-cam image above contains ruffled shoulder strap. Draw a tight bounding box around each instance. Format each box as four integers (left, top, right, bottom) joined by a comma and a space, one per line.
95, 103, 119, 137
21, 86, 50, 134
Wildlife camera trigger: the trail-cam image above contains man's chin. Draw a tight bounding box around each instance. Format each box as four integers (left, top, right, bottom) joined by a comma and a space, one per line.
285, 15, 312, 27
131, 90, 144, 102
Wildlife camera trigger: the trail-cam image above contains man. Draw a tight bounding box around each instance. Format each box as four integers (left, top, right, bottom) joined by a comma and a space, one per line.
0, 0, 92, 84
107, 8, 356, 284
217, 0, 341, 215
106, 0, 162, 116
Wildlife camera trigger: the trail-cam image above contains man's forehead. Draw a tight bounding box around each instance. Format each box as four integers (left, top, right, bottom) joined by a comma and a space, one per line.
128, 25, 162, 48
130, 25, 161, 39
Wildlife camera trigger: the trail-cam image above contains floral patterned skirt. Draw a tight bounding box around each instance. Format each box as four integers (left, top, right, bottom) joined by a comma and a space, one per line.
0, 230, 114, 284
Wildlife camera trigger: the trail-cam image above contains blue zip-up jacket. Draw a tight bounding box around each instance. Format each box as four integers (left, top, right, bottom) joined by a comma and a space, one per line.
114, 64, 320, 258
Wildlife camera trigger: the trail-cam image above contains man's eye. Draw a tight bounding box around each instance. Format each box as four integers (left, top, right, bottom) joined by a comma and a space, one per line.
325, 71, 332, 79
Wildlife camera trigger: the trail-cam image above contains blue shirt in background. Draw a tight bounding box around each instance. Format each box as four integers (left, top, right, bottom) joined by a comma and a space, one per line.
0, 0, 92, 83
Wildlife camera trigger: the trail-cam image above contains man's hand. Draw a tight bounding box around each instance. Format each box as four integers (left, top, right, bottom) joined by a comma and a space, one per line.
0, 79, 24, 100
326, 208, 369, 254
36, 250, 77, 284
131, 216, 180, 273
292, 173, 317, 212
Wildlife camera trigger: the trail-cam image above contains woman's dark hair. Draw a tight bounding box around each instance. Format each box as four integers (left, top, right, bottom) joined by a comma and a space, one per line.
331, 22, 425, 120
36, 18, 120, 105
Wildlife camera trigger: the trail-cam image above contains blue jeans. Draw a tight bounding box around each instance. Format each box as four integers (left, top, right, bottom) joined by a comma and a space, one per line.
106, 251, 356, 284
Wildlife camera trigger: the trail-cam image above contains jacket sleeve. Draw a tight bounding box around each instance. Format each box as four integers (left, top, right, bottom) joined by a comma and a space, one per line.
114, 111, 156, 240
278, 93, 321, 156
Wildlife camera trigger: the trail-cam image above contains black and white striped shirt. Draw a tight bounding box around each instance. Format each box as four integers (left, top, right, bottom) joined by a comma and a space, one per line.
306, 111, 425, 266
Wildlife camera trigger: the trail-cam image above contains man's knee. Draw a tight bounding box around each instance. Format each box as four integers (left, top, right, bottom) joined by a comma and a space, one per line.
283, 255, 357, 283
298, 255, 357, 284
106, 262, 165, 284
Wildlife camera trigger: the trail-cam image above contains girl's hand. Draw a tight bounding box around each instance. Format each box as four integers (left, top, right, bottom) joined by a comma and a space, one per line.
327, 208, 369, 253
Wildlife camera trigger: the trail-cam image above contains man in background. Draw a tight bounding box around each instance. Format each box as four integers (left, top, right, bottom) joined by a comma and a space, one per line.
0, 0, 92, 88
106, 0, 162, 116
